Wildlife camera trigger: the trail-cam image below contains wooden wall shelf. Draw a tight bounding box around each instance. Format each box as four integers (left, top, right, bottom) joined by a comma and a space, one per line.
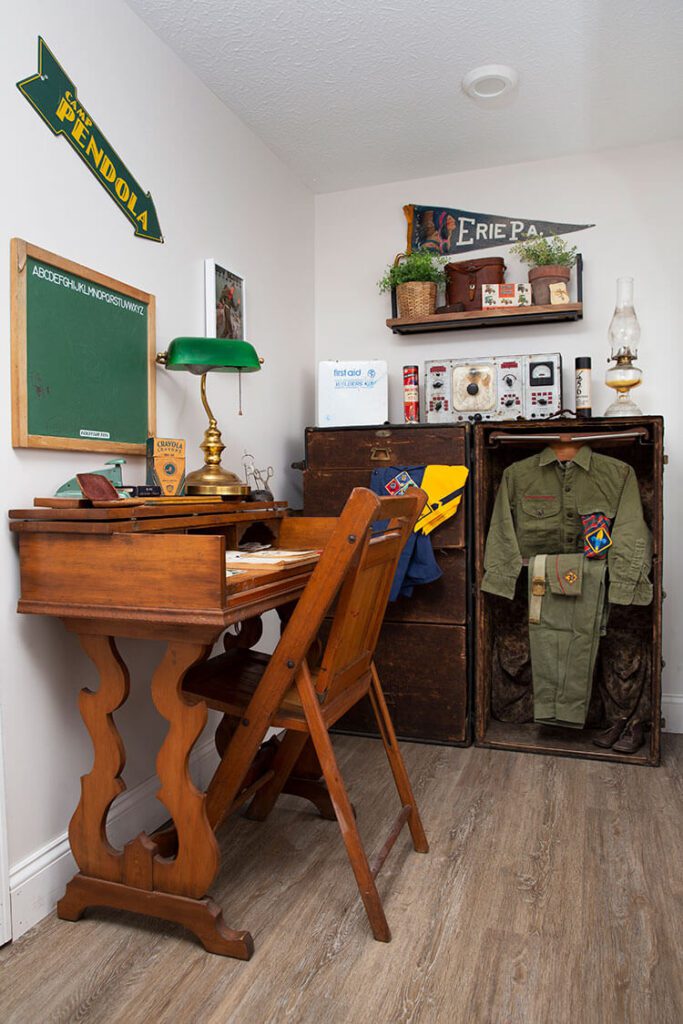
387, 252, 584, 335
387, 302, 583, 335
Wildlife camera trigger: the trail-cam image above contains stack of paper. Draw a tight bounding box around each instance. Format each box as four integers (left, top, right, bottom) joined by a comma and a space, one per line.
225, 549, 319, 570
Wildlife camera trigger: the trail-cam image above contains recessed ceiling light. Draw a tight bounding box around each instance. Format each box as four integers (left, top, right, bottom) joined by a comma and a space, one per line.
462, 65, 518, 100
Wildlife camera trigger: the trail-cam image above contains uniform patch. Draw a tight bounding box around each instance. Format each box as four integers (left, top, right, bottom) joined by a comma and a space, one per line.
384, 470, 418, 496
582, 513, 613, 557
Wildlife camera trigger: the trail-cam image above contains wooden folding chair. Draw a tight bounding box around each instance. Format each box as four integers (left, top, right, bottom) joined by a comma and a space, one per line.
183, 486, 429, 943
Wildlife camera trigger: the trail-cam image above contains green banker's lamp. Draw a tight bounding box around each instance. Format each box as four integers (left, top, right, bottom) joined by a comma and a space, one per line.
156, 337, 262, 496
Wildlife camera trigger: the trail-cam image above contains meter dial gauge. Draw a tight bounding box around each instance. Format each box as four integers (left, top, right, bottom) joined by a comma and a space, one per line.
529, 361, 555, 386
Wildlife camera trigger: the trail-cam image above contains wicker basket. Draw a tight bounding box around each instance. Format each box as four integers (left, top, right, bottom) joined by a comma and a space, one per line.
396, 280, 437, 319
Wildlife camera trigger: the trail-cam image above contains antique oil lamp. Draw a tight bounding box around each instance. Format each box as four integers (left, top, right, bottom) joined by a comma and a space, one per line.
604, 277, 643, 417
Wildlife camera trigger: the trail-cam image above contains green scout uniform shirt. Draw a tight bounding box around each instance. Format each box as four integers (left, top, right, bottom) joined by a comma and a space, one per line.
481, 445, 652, 606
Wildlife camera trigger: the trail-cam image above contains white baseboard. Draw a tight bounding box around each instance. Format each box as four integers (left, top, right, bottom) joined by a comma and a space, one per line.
663, 694, 683, 734
0, 715, 11, 946
8, 737, 219, 941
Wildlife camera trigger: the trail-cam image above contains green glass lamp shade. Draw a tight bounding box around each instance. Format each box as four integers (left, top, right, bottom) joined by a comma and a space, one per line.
164, 337, 261, 375
156, 336, 262, 498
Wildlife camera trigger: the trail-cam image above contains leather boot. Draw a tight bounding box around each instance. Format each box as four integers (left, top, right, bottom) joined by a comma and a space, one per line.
592, 718, 628, 748
612, 721, 646, 754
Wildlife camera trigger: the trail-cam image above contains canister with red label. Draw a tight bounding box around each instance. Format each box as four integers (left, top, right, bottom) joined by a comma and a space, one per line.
403, 365, 420, 423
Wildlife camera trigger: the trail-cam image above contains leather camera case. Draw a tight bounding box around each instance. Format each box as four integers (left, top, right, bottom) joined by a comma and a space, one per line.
445, 257, 506, 311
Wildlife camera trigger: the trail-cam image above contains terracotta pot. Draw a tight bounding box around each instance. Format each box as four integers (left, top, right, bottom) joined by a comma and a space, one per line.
396, 281, 437, 319
527, 264, 571, 305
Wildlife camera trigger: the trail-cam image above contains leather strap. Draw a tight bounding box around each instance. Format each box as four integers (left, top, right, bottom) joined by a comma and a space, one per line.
448, 258, 505, 274
529, 554, 547, 624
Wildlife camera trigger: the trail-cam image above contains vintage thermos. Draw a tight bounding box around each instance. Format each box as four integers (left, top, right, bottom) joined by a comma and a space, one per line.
575, 357, 592, 418
403, 365, 420, 423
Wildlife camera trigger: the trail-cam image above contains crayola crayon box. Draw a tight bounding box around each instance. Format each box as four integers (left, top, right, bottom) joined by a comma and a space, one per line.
146, 437, 186, 496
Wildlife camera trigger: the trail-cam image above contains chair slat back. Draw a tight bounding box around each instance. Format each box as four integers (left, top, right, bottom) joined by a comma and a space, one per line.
246, 488, 426, 724
315, 491, 425, 703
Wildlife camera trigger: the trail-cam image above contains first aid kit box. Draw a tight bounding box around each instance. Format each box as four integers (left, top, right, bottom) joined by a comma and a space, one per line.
316, 360, 389, 427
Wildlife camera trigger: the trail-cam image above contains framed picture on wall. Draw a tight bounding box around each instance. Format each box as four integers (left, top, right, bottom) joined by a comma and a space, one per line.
205, 260, 246, 340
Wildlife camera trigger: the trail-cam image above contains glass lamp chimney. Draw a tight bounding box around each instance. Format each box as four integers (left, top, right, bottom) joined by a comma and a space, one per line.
604, 277, 643, 417
608, 277, 640, 361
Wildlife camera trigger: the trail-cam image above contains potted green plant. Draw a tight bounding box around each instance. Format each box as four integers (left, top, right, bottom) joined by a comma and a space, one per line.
509, 233, 578, 305
378, 250, 447, 319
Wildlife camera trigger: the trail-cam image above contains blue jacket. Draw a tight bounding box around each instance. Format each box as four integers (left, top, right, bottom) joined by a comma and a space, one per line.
370, 466, 442, 601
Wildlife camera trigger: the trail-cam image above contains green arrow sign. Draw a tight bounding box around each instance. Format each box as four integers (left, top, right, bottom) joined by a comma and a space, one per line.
17, 37, 163, 243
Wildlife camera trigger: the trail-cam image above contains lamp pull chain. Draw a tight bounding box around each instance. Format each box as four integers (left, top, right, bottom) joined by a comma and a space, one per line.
238, 369, 243, 416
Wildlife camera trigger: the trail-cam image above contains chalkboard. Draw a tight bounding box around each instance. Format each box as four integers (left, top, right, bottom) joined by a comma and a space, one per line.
11, 239, 156, 453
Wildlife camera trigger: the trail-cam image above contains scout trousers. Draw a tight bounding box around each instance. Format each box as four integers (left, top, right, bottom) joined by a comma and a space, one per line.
528, 554, 607, 729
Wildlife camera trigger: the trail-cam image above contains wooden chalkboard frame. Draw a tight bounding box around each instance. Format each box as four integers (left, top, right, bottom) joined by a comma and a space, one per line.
10, 238, 156, 453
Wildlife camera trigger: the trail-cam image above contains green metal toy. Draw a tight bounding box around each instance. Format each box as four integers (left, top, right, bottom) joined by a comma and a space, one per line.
55, 458, 127, 499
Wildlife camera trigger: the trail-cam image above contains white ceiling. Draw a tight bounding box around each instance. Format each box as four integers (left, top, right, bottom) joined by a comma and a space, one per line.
126, 0, 683, 193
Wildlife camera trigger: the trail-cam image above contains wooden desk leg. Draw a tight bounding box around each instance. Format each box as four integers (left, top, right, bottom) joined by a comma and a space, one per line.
150, 641, 219, 897
211, 615, 265, 758
60, 635, 129, 882
58, 635, 254, 960
284, 739, 336, 819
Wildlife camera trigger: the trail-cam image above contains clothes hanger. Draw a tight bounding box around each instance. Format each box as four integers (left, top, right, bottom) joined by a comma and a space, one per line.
486, 427, 649, 448
548, 437, 583, 462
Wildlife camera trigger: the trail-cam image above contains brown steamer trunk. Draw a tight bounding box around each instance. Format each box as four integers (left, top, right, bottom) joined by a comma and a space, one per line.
473, 416, 664, 767
303, 424, 471, 746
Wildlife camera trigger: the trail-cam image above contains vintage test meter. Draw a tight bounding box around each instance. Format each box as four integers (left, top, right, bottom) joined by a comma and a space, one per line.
425, 353, 562, 423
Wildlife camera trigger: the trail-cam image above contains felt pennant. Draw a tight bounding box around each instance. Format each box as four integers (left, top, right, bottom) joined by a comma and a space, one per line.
404, 204, 593, 256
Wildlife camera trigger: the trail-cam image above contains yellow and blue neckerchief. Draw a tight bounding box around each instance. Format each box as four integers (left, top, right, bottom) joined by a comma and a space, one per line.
372, 464, 469, 601
414, 465, 469, 535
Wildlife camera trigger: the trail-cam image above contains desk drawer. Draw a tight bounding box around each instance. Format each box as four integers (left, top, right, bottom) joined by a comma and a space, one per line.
306, 425, 466, 471
334, 622, 468, 745
304, 468, 465, 548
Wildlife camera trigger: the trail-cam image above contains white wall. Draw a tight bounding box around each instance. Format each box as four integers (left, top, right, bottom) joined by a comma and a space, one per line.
315, 141, 683, 733
0, 0, 314, 937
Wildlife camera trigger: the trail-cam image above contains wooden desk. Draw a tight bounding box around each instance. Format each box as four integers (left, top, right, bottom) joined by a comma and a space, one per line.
9, 499, 319, 958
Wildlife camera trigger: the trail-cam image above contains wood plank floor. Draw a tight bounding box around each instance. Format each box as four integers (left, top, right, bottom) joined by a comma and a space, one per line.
2, 734, 682, 1024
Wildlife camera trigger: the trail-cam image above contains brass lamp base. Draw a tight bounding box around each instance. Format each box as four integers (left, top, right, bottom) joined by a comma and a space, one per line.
604, 356, 643, 418
185, 372, 251, 497
186, 465, 250, 497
